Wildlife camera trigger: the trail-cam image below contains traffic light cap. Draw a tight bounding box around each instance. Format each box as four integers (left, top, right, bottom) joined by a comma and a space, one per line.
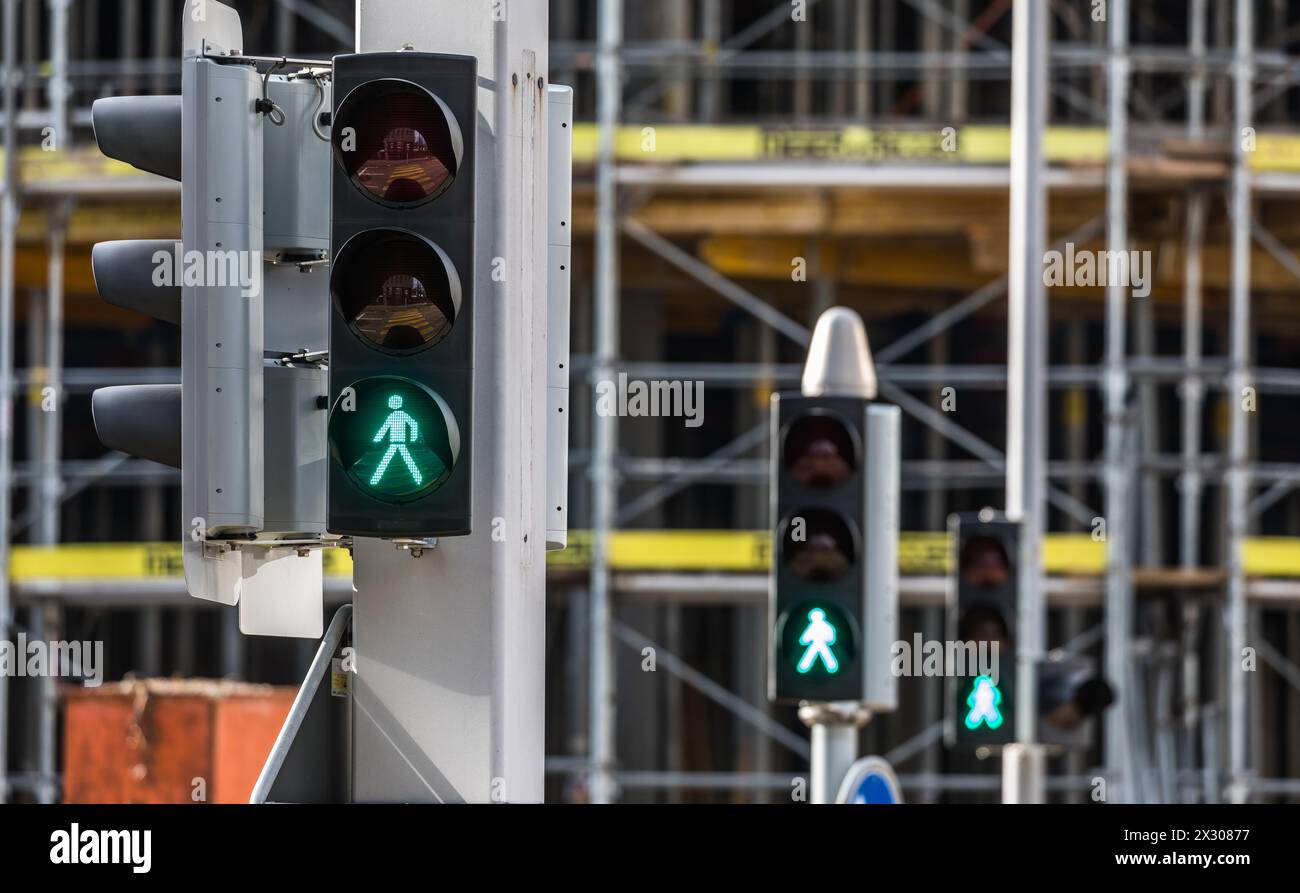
801, 307, 877, 400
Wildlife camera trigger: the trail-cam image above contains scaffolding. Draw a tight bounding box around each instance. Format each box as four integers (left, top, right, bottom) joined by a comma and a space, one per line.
4, 0, 1300, 804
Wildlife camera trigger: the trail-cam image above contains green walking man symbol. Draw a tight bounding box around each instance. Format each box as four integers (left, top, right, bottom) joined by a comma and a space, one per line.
370, 394, 423, 487
796, 607, 839, 674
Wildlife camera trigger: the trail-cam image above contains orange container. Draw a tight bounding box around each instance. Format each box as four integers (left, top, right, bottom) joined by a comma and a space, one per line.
63, 679, 295, 804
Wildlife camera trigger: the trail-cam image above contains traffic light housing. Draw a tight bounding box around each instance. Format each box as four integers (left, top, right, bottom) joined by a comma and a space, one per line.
769, 395, 872, 703
1036, 655, 1115, 748
89, 1, 331, 626
326, 52, 477, 538
947, 512, 1019, 748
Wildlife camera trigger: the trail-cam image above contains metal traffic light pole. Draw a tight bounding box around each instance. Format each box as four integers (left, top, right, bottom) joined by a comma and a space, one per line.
1003, 0, 1049, 804
346, 0, 550, 802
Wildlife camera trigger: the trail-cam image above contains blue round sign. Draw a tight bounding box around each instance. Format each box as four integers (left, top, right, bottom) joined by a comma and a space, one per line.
836, 756, 903, 804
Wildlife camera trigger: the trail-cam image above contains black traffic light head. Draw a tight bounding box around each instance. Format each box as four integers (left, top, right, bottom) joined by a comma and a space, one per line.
1037, 655, 1115, 748
948, 511, 1019, 748
326, 52, 477, 538
769, 394, 869, 703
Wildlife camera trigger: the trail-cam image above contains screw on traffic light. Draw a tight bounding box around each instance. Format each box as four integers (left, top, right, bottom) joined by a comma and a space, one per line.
326, 52, 477, 538
1036, 655, 1115, 748
947, 511, 1019, 747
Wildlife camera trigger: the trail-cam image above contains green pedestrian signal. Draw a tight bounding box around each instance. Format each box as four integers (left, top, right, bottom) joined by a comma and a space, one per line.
964, 674, 1004, 731
796, 607, 840, 675
329, 376, 460, 503
370, 394, 424, 487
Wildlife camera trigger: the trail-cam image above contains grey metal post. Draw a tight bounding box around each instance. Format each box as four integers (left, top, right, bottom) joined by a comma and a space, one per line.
0, 0, 22, 806
802, 704, 866, 804
1004, 0, 1047, 801
1103, 0, 1134, 803
588, 0, 622, 805
350, 0, 550, 803
1226, 0, 1254, 805
1180, 0, 1208, 794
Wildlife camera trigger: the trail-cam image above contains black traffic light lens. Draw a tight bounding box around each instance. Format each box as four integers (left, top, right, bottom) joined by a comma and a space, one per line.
782, 509, 858, 581
332, 229, 461, 354
783, 413, 857, 488
328, 376, 460, 502
959, 534, 1011, 588
334, 79, 462, 206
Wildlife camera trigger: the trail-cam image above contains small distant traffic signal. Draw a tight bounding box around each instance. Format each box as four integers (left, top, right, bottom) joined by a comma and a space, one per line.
1036, 655, 1115, 748
947, 511, 1019, 747
326, 52, 477, 538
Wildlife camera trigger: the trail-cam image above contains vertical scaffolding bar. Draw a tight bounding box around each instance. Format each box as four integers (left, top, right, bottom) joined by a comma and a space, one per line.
1226, 0, 1254, 804
589, 0, 623, 805
1104, 0, 1134, 803
1004, 0, 1046, 772
1180, 0, 1209, 797
0, 0, 20, 806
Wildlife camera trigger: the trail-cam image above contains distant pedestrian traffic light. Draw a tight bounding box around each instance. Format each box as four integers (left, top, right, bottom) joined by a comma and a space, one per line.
947, 512, 1019, 747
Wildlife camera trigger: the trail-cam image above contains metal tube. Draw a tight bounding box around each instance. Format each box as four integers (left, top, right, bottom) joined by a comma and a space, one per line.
1180, 0, 1209, 801
250, 604, 352, 804
1226, 0, 1254, 805
1004, 0, 1048, 796
588, 0, 622, 805
1103, 0, 1134, 803
0, 0, 23, 806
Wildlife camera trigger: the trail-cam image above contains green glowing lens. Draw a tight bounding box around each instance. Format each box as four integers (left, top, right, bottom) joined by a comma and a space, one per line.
963, 675, 1004, 731
329, 376, 460, 502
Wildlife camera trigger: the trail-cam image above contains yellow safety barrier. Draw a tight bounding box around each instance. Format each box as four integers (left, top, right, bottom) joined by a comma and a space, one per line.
11, 127, 1300, 185
8, 531, 1297, 579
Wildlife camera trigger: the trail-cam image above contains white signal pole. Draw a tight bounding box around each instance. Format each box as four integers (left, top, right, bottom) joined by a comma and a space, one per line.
350, 0, 549, 803
1004, 0, 1048, 804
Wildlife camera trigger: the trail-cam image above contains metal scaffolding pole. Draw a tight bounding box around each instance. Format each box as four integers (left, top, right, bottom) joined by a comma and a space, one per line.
1003, 0, 1048, 803
1226, 0, 1254, 805
1104, 0, 1135, 803
589, 0, 623, 805
0, 0, 21, 806
1180, 0, 1209, 798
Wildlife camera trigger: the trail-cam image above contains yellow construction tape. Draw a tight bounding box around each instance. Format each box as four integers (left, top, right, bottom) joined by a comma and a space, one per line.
565, 124, 1299, 170
9, 531, 1297, 579
9, 127, 1300, 183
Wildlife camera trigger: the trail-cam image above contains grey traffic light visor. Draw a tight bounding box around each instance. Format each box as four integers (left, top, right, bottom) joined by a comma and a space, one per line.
91, 95, 182, 181
91, 240, 182, 325
91, 384, 182, 469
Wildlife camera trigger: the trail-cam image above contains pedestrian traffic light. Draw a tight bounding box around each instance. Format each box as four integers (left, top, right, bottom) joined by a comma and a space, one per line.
1036, 655, 1115, 748
326, 52, 477, 538
947, 511, 1019, 747
768, 308, 899, 706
